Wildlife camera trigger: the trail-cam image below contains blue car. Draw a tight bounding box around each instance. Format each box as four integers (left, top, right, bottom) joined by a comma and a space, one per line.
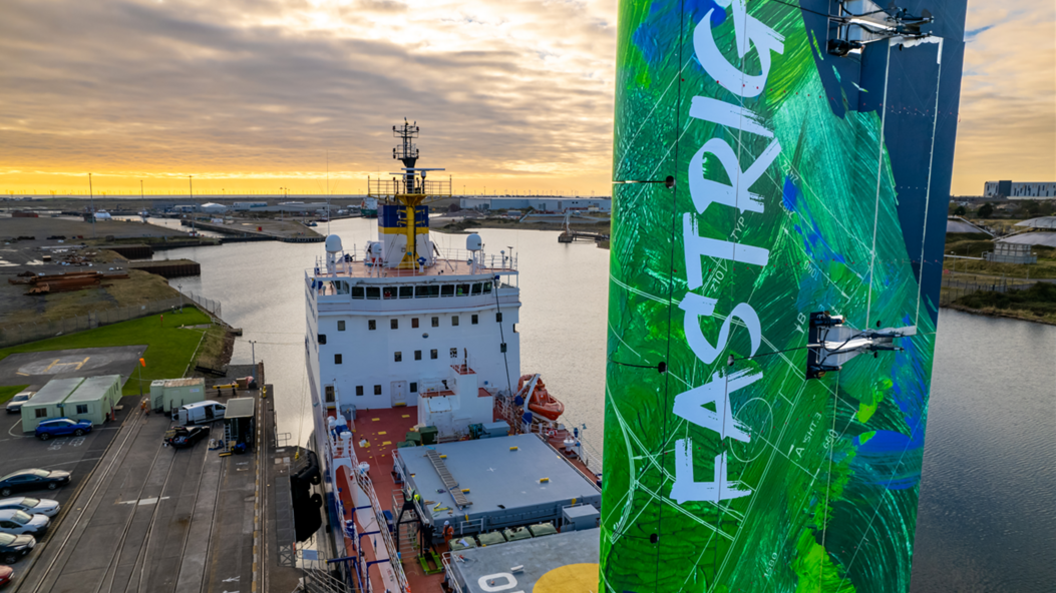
35, 418, 92, 441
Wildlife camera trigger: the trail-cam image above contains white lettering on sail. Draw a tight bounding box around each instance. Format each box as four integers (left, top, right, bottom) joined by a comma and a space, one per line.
684, 215, 770, 289
673, 369, 760, 442
671, 447, 753, 504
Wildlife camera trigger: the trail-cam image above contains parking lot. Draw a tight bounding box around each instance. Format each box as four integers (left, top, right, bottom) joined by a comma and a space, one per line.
0, 396, 126, 574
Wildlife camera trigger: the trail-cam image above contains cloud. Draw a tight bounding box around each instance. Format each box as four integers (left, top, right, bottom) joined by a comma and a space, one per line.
0, 0, 1051, 196
0, 0, 617, 193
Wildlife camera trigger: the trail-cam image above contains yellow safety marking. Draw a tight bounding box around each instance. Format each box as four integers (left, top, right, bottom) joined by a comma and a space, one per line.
372, 418, 380, 421
15, 372, 28, 377
76, 356, 90, 370
381, 441, 392, 446
402, 414, 410, 418
44, 359, 58, 372
378, 431, 387, 435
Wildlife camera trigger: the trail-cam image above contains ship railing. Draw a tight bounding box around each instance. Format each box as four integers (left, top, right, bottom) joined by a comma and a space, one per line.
441, 552, 466, 593
316, 247, 518, 273
326, 436, 410, 593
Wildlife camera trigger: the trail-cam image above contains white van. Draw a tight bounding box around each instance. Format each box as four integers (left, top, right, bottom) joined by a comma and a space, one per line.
174, 400, 226, 425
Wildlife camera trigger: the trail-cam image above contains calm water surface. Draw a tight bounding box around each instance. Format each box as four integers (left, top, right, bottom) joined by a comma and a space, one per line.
155, 218, 1054, 592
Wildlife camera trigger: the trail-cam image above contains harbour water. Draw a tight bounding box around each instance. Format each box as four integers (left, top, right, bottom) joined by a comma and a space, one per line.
155, 217, 1054, 592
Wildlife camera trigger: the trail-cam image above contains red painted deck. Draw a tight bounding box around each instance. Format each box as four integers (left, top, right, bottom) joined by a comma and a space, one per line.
329, 402, 598, 593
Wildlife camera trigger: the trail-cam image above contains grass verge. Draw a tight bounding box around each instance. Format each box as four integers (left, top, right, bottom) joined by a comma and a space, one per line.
951, 282, 1056, 324
0, 307, 213, 396
0, 385, 30, 405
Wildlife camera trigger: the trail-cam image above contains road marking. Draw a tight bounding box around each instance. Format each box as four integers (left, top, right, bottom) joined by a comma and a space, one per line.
222, 576, 240, 582
118, 496, 170, 505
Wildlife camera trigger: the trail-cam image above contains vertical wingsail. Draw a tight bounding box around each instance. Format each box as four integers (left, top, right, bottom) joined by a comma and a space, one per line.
601, 0, 966, 591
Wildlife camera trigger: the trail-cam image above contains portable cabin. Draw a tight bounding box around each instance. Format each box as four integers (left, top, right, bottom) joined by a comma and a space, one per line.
20, 377, 85, 432
63, 375, 122, 426
223, 398, 255, 451
150, 378, 206, 412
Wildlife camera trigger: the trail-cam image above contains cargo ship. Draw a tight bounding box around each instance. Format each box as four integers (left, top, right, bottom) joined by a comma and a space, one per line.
299, 121, 604, 592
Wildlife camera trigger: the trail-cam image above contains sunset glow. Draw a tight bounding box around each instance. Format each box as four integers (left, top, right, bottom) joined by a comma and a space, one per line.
1, 0, 1052, 197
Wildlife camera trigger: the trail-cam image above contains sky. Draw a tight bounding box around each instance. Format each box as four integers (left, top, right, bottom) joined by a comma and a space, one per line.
0, 0, 1053, 197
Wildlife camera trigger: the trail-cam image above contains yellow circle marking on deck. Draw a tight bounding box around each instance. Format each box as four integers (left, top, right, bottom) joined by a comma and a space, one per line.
534, 563, 598, 593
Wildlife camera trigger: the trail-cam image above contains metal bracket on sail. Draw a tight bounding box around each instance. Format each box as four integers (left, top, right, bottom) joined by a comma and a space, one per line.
827, 0, 934, 56
806, 311, 916, 378
613, 176, 675, 189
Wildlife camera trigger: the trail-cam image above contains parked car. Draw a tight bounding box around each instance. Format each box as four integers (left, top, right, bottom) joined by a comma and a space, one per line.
175, 401, 226, 425
0, 564, 12, 586
35, 418, 92, 441
0, 532, 34, 565
0, 470, 71, 497
0, 497, 59, 518
0, 510, 48, 537
165, 425, 209, 449
5, 392, 33, 414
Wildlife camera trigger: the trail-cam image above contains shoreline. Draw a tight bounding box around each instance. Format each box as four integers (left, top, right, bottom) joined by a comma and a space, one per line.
942, 302, 1056, 326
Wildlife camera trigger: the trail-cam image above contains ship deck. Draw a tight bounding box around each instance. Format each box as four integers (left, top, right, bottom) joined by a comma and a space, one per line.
335, 404, 599, 593
323, 257, 514, 279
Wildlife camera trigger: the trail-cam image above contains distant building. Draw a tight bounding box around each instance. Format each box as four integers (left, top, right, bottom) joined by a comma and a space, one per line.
200, 202, 229, 214
232, 201, 267, 211
983, 181, 1056, 199
459, 197, 611, 213
172, 204, 199, 213
984, 242, 1037, 264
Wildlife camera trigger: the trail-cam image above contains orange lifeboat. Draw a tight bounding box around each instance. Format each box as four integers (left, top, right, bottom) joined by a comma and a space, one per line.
517, 374, 565, 422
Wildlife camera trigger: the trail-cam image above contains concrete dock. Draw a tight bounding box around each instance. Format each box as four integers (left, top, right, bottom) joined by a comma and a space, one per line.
11, 378, 301, 593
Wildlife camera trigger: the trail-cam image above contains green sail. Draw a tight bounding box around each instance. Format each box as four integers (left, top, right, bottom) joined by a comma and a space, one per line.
600, 0, 966, 591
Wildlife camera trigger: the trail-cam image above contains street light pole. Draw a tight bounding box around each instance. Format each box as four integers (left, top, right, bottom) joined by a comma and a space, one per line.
249, 340, 257, 370
88, 173, 96, 238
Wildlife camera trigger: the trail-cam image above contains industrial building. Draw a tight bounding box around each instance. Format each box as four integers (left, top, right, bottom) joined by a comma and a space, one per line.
150, 377, 206, 412
20, 378, 84, 432
199, 202, 229, 214
459, 197, 611, 213
63, 375, 122, 425
223, 397, 256, 451
984, 181, 1056, 199
20, 376, 124, 430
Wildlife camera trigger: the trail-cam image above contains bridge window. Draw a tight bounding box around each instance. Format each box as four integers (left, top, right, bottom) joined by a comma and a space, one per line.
417, 285, 439, 298
366, 287, 381, 300
338, 320, 346, 331
391, 319, 398, 330
431, 317, 439, 327
318, 334, 326, 345
356, 385, 364, 396
368, 319, 376, 330
383, 287, 397, 300
440, 284, 455, 297
331, 281, 350, 295
471, 315, 478, 325
351, 286, 364, 299
394, 351, 402, 362
334, 354, 342, 365
410, 382, 418, 393
399, 286, 414, 299
430, 349, 438, 359
374, 385, 382, 395
452, 316, 459, 326
456, 284, 470, 296
483, 283, 492, 294
414, 350, 422, 361
471, 283, 483, 295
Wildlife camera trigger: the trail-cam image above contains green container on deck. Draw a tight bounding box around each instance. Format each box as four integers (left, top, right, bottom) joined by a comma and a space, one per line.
419, 426, 438, 445
503, 526, 532, 542
449, 537, 478, 552
477, 531, 507, 546
405, 431, 422, 444
528, 522, 558, 537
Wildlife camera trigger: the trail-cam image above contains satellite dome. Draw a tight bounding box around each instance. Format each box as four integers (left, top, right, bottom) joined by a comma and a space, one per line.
325, 234, 343, 253
466, 233, 482, 251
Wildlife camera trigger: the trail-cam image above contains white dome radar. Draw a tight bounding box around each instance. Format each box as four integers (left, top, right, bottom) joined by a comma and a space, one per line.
466, 233, 483, 251
325, 234, 344, 253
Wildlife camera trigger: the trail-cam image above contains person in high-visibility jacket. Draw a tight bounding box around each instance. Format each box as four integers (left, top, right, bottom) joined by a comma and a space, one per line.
443, 521, 454, 545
